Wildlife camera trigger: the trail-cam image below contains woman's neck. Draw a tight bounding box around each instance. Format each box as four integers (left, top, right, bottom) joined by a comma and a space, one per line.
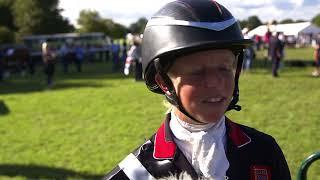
173, 108, 205, 125
172, 109, 219, 132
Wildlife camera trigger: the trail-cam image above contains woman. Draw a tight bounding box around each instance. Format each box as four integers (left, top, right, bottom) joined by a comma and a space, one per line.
104, 1, 291, 179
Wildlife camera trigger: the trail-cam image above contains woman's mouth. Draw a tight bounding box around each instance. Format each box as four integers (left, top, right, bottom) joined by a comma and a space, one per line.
202, 97, 225, 103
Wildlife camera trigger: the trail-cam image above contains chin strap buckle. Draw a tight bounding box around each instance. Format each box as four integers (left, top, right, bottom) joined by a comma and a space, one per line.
233, 105, 241, 111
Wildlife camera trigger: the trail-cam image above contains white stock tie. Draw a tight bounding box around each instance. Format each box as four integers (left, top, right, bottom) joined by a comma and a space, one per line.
191, 129, 229, 179
170, 113, 229, 180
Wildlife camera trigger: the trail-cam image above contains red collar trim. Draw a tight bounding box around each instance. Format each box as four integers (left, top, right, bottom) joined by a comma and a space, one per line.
226, 119, 251, 148
153, 118, 176, 159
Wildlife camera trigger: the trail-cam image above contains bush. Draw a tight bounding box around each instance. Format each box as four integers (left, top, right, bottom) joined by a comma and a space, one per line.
0, 26, 14, 43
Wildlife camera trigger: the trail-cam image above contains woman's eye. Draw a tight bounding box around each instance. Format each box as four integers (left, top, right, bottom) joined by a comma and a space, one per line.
190, 69, 204, 75
218, 66, 232, 72
219, 67, 228, 71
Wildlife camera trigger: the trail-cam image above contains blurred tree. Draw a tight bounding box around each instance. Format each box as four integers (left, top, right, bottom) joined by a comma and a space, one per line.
39, 8, 74, 34
280, 19, 294, 24
36, 0, 60, 11
238, 19, 248, 29
0, 26, 14, 43
13, 0, 42, 41
270, 20, 278, 25
312, 14, 320, 27
0, 0, 16, 31
77, 9, 111, 34
31, 0, 74, 33
247, 16, 262, 30
77, 9, 128, 38
295, 19, 307, 23
13, 0, 74, 41
110, 22, 128, 39
129, 17, 148, 34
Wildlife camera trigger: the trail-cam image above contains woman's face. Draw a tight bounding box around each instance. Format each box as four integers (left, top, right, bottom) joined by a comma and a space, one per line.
168, 49, 236, 124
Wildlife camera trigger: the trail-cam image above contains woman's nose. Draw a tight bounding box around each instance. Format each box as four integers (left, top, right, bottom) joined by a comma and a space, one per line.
203, 70, 223, 88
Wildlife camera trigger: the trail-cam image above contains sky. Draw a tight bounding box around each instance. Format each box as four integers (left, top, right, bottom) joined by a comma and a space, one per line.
59, 0, 320, 27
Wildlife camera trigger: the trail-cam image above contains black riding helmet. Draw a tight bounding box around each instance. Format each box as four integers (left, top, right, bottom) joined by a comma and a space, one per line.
142, 0, 253, 121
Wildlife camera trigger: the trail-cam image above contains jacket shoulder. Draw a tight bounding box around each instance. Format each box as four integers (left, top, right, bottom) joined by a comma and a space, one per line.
228, 122, 291, 180
236, 123, 276, 144
103, 139, 156, 180
103, 134, 178, 179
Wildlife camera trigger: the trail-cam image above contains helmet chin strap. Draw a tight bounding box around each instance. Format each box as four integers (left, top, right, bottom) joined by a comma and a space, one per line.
227, 51, 244, 111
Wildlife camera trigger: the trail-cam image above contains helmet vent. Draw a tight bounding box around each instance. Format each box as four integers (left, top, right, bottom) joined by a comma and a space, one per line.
212, 0, 223, 15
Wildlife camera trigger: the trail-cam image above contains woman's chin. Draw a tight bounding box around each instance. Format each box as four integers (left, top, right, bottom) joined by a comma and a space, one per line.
195, 112, 225, 124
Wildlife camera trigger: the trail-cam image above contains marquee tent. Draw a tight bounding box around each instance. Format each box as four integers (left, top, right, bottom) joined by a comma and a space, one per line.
247, 22, 320, 38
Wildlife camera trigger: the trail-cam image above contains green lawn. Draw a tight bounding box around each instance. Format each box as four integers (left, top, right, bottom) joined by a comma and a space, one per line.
284, 47, 314, 61
0, 60, 319, 179
255, 47, 314, 62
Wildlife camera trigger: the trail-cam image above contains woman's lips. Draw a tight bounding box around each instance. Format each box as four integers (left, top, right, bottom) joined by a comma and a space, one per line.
202, 96, 225, 103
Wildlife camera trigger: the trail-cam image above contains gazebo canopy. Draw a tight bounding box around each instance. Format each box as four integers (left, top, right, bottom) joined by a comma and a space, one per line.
247, 22, 320, 37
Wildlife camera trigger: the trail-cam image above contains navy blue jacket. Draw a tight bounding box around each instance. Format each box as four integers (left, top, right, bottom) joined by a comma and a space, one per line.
104, 115, 291, 180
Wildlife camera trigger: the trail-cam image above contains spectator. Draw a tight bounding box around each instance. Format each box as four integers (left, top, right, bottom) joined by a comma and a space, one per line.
86, 44, 95, 63
264, 29, 272, 49
60, 44, 69, 73
124, 36, 142, 81
110, 40, 120, 72
254, 35, 262, 51
312, 33, 320, 77
74, 44, 84, 72
243, 46, 255, 71
120, 41, 127, 70
243, 33, 255, 71
269, 32, 282, 77
278, 33, 286, 70
42, 42, 56, 87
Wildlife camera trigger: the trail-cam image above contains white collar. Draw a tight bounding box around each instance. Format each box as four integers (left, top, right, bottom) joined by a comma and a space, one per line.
170, 111, 226, 134
170, 111, 229, 179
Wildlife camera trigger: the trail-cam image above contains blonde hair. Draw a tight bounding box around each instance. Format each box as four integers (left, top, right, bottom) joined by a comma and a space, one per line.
163, 100, 173, 114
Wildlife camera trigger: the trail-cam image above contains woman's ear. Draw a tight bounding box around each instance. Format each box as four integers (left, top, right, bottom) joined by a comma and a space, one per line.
155, 73, 171, 95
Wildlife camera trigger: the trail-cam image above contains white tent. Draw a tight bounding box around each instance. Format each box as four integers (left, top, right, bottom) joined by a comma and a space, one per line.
247, 22, 320, 38
299, 24, 320, 35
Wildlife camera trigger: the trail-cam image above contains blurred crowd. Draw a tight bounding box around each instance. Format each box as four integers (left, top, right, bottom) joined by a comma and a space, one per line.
0, 33, 144, 86
243, 29, 320, 77
1, 31, 320, 85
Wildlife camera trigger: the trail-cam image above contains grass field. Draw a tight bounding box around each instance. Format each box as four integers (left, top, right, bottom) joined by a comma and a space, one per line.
0, 53, 319, 179
255, 47, 314, 61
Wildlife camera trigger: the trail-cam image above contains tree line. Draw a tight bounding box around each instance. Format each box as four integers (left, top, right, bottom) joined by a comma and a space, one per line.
0, 0, 147, 44
0, 0, 74, 43
76, 9, 147, 39
0, 0, 319, 44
